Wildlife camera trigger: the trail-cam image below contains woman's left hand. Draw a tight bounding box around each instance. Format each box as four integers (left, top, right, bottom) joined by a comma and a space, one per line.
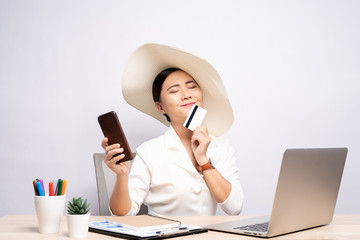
191, 126, 212, 166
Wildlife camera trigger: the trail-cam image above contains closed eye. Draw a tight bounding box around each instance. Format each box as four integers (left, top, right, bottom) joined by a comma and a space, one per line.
186, 81, 199, 89
169, 89, 179, 94
166, 84, 179, 93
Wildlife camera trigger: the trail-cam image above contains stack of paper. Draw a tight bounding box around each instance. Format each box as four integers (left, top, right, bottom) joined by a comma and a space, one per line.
89, 215, 207, 239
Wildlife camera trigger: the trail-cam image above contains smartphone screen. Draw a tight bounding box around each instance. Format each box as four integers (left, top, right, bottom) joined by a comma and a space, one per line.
98, 111, 133, 163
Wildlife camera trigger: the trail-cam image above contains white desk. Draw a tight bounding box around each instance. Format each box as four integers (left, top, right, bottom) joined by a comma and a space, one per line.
1, 214, 359, 239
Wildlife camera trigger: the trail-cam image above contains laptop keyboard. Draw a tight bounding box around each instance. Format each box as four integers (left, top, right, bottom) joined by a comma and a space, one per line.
234, 222, 269, 232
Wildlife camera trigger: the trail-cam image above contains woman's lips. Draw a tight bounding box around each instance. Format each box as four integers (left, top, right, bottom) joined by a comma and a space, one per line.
181, 102, 195, 107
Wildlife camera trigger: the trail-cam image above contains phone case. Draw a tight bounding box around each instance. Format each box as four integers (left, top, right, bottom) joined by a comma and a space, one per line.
98, 111, 133, 163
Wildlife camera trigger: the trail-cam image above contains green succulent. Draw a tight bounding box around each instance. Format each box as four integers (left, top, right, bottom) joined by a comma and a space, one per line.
67, 197, 90, 215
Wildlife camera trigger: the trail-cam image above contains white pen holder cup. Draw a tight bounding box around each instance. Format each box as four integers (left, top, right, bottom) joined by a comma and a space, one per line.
34, 194, 66, 234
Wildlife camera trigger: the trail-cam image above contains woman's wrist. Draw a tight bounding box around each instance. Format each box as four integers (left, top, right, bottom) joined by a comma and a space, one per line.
116, 171, 129, 179
196, 156, 209, 166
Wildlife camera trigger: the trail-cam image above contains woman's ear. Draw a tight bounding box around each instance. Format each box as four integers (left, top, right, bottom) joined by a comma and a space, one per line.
155, 101, 166, 114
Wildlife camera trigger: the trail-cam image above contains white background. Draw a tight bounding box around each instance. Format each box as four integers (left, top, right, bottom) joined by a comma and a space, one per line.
0, 0, 359, 216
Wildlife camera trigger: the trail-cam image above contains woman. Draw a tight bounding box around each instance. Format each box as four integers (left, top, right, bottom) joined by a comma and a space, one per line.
102, 43, 244, 216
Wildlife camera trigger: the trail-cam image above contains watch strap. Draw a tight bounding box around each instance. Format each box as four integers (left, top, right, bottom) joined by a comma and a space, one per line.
200, 159, 215, 172
200, 162, 212, 171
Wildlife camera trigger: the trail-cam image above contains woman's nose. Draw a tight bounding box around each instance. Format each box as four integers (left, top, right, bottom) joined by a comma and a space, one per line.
181, 90, 191, 100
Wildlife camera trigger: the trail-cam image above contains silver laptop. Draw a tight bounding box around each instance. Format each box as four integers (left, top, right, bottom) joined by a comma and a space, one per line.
206, 148, 347, 238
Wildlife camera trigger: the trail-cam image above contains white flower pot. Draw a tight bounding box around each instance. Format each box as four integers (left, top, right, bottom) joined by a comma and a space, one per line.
67, 213, 90, 238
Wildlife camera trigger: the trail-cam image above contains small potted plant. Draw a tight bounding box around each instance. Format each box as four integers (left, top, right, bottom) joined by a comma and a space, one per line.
67, 197, 90, 238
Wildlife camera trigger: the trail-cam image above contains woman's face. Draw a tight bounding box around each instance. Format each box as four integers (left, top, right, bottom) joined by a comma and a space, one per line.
155, 70, 203, 126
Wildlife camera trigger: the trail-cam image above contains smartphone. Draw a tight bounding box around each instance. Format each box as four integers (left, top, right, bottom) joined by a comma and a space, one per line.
98, 111, 133, 164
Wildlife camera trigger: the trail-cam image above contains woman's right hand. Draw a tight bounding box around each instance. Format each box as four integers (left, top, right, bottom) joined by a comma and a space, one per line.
101, 138, 130, 175
102, 138, 132, 215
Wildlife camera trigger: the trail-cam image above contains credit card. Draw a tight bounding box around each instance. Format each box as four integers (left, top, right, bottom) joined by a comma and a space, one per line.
183, 104, 207, 131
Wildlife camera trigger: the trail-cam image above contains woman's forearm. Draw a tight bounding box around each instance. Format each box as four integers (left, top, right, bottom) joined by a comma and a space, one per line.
109, 174, 132, 215
202, 168, 232, 203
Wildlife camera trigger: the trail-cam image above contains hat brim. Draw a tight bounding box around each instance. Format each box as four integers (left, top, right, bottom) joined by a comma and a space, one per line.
122, 43, 233, 137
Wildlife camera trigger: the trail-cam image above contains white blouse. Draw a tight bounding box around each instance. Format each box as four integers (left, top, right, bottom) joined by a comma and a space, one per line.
124, 125, 244, 216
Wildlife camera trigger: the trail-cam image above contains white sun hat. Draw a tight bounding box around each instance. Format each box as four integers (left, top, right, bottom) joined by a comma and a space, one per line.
121, 43, 234, 137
